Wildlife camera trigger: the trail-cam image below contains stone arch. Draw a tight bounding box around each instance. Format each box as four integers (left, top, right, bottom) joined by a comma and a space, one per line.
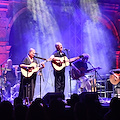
98, 14, 120, 43
7, 7, 28, 41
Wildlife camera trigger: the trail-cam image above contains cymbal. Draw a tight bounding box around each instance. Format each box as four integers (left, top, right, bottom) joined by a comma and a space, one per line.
0, 68, 11, 71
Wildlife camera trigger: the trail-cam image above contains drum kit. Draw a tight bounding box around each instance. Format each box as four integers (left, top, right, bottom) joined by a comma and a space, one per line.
0, 65, 21, 100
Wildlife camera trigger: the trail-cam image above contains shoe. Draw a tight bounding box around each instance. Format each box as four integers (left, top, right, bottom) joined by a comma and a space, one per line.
78, 88, 83, 94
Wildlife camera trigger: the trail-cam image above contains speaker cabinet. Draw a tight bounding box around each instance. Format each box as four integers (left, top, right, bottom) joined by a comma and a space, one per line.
43, 92, 65, 105
79, 92, 98, 102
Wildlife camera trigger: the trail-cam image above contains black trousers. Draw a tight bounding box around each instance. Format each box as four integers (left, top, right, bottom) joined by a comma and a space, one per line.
54, 71, 65, 93
19, 73, 36, 102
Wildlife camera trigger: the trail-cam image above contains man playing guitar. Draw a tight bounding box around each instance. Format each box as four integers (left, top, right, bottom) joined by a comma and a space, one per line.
19, 48, 45, 103
71, 53, 91, 93
48, 42, 81, 94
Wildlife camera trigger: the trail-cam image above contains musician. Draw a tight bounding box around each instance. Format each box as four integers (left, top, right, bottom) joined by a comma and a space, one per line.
72, 54, 91, 93
19, 48, 45, 103
2, 59, 17, 98
47, 42, 66, 94
48, 42, 80, 94
109, 69, 120, 96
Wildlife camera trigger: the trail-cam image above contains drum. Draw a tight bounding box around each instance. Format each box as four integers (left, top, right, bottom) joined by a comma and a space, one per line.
11, 83, 20, 99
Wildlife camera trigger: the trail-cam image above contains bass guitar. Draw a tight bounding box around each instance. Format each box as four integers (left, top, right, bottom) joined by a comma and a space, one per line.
52, 55, 83, 71
21, 61, 46, 77
109, 72, 120, 85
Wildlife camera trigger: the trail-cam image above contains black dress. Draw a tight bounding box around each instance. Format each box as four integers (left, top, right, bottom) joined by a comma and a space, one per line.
19, 55, 38, 102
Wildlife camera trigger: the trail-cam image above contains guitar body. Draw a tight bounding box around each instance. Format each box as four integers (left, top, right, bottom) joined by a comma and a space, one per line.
71, 69, 81, 80
71, 67, 85, 80
110, 73, 120, 85
52, 56, 70, 71
71, 66, 101, 80
21, 63, 39, 77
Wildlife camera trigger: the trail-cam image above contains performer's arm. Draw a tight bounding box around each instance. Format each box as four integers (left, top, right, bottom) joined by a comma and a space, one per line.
47, 55, 61, 62
69, 57, 80, 63
20, 64, 31, 68
39, 63, 45, 70
69, 55, 84, 63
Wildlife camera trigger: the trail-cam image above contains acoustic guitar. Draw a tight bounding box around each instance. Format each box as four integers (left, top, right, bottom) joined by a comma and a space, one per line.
71, 66, 101, 80
52, 55, 83, 71
21, 61, 46, 77
71, 67, 85, 80
109, 72, 120, 85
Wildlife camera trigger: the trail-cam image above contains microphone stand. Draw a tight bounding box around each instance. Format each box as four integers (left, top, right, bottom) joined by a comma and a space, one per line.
64, 49, 72, 96
88, 62, 103, 93
25, 67, 29, 105
34, 54, 45, 98
38, 69, 44, 98
34, 56, 46, 60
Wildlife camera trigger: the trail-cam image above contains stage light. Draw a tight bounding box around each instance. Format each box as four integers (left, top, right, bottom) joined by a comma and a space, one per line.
79, 0, 117, 75
27, 0, 62, 98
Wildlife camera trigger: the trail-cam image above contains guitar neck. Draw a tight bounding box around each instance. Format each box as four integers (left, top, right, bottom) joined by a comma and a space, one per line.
69, 57, 79, 63
52, 56, 83, 71
21, 61, 47, 77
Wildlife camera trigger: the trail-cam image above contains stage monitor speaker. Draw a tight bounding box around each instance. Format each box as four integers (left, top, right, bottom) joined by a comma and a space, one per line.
43, 92, 65, 105
79, 92, 98, 102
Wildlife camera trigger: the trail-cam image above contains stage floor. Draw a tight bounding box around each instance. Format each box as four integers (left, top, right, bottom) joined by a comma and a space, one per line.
99, 97, 111, 108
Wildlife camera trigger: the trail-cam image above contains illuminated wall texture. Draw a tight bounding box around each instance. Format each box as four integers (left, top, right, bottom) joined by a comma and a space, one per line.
0, 0, 120, 98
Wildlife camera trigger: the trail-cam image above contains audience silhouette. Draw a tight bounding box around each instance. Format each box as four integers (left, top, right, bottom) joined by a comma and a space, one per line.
104, 97, 120, 120
74, 92, 104, 120
26, 98, 47, 120
0, 93, 119, 120
14, 104, 28, 120
13, 97, 23, 107
0, 100, 13, 120
48, 98, 66, 120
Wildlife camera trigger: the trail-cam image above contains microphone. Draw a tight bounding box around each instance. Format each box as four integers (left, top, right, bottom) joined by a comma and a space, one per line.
35, 53, 38, 55
34, 56, 47, 60
87, 61, 95, 68
87, 61, 91, 64
64, 48, 70, 51
87, 61, 93, 66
